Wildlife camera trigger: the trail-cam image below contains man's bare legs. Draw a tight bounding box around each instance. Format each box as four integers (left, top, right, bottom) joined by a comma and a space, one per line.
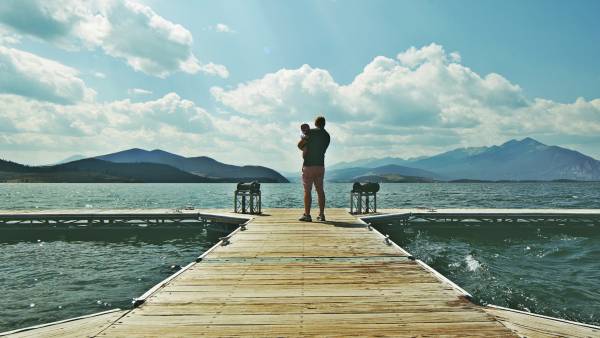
304, 188, 311, 216
300, 167, 313, 221
300, 166, 325, 222
314, 168, 325, 220
316, 185, 325, 217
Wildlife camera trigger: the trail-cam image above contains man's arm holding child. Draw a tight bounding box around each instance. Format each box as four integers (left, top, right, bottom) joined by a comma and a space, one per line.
297, 138, 307, 150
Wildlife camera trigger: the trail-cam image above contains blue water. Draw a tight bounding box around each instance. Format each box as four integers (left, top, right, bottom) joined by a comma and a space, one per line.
0, 227, 223, 332
374, 220, 600, 326
0, 182, 598, 209
0, 182, 599, 331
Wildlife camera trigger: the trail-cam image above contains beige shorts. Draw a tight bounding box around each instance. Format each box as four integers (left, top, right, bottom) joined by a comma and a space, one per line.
302, 166, 325, 192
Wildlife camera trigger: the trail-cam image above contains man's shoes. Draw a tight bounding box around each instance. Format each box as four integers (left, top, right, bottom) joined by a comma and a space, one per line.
299, 214, 312, 222
317, 214, 326, 222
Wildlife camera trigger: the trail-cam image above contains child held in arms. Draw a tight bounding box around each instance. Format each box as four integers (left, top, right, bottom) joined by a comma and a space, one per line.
297, 123, 311, 159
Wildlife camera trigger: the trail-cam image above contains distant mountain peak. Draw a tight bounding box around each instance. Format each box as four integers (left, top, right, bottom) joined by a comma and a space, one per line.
188, 156, 219, 163
109, 148, 148, 155
522, 137, 542, 144
502, 137, 545, 148
150, 149, 170, 153
54, 154, 86, 165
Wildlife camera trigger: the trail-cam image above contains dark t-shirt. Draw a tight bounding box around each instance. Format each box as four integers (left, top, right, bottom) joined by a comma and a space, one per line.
303, 128, 330, 167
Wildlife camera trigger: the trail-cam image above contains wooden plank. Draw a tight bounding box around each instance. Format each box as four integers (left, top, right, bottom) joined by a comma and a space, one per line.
135, 301, 480, 315
97, 209, 516, 337
2, 309, 127, 338
484, 306, 600, 338
10, 208, 594, 337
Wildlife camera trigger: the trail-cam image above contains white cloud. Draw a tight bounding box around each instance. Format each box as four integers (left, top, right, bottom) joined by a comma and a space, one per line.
92, 71, 106, 79
0, 92, 293, 167
0, 25, 19, 44
214, 23, 234, 33
210, 64, 342, 120
199, 62, 229, 78
206, 23, 234, 34
2, 42, 599, 169
0, 0, 228, 78
128, 88, 152, 96
0, 46, 95, 104
211, 43, 600, 163
396, 43, 449, 68
0, 92, 212, 134
0, 92, 215, 156
99, 1, 203, 78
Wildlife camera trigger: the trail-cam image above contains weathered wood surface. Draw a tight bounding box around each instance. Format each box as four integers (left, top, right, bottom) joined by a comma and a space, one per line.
376, 208, 600, 216
1, 309, 127, 338
4, 208, 598, 337
483, 306, 600, 338
97, 208, 516, 337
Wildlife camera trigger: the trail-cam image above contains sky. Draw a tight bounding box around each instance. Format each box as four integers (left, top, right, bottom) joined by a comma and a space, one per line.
1, 0, 599, 171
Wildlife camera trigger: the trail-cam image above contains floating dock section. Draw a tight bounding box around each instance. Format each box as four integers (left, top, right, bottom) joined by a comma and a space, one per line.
368, 208, 600, 225
0, 208, 246, 227
1, 208, 599, 337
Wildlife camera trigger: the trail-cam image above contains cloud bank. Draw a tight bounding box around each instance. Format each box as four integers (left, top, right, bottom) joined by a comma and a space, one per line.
211, 43, 600, 161
1, 42, 599, 168
0, 46, 95, 104
0, 93, 212, 153
0, 0, 228, 78
0, 91, 292, 166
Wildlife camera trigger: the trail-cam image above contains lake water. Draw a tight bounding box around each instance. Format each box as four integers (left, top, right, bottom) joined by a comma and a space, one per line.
0, 227, 222, 332
1, 182, 598, 210
0, 182, 599, 332
373, 220, 600, 326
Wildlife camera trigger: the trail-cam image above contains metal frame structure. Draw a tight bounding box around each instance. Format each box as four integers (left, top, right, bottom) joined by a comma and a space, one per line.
362, 210, 600, 226
0, 211, 248, 228
234, 190, 261, 214
350, 191, 377, 214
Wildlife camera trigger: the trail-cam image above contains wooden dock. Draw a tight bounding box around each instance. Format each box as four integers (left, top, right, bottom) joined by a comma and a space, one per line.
0, 208, 247, 227
2, 208, 599, 337
366, 208, 600, 225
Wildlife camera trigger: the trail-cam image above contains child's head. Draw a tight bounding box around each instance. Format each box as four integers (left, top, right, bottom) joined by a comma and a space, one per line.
300, 123, 310, 135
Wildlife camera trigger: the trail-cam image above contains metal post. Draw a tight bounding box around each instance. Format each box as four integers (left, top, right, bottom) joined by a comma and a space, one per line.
258, 192, 262, 214
374, 193, 377, 213
358, 192, 362, 214
234, 192, 238, 213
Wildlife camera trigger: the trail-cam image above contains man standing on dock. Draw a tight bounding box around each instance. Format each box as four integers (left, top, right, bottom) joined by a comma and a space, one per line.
299, 116, 330, 222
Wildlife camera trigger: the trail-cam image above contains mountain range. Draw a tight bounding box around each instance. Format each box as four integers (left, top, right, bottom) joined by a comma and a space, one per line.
95, 148, 288, 182
329, 138, 600, 182
2, 138, 598, 183
1, 149, 288, 183
0, 158, 211, 183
